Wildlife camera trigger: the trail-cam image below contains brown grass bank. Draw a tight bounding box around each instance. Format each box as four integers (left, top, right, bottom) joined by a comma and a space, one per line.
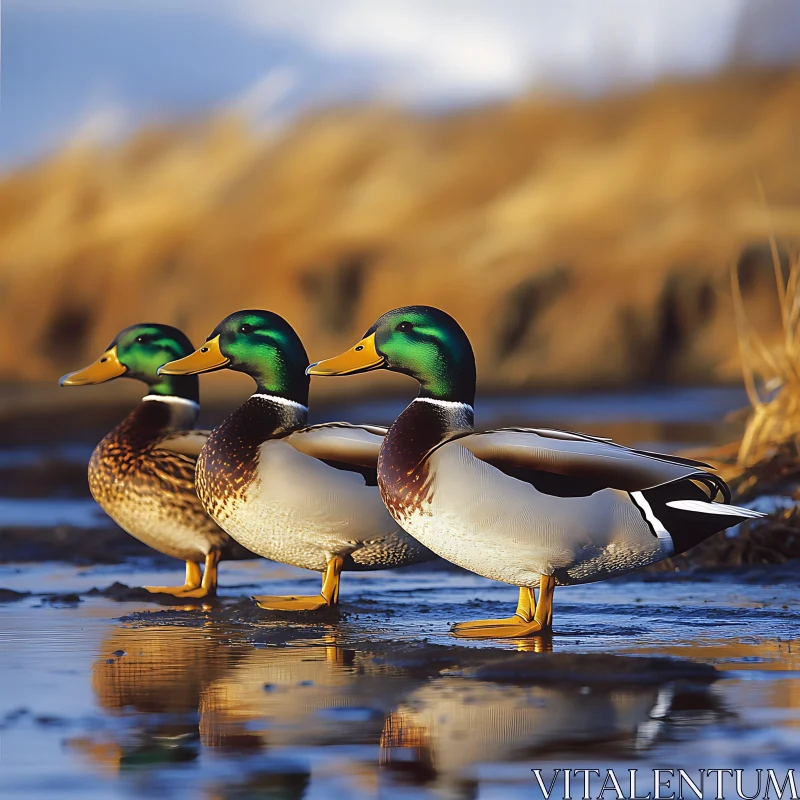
1, 68, 800, 402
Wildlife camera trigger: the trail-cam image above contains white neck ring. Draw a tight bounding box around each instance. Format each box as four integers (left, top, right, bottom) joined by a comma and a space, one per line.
142, 394, 199, 408
413, 397, 474, 412
250, 393, 309, 412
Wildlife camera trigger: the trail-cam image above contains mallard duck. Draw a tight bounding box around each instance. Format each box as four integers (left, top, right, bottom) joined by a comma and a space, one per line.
158, 310, 434, 611
307, 305, 764, 638
60, 323, 231, 598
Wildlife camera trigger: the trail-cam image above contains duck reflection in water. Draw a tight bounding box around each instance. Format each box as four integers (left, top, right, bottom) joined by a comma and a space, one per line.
199, 642, 423, 748
380, 657, 726, 797
71, 622, 251, 772
72, 621, 726, 799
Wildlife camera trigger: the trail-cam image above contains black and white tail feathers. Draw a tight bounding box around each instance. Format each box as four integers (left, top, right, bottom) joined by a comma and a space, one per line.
640, 478, 764, 556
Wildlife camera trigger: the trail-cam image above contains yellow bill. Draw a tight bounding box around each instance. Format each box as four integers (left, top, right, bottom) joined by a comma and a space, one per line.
306, 333, 384, 376
158, 335, 229, 375
59, 347, 126, 386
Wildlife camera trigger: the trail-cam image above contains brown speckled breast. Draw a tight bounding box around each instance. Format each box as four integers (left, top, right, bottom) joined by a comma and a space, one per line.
378, 400, 472, 522
89, 401, 183, 501
88, 400, 227, 558
196, 397, 298, 521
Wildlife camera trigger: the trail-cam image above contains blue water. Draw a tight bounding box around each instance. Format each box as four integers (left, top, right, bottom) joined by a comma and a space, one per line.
328, 387, 749, 427
326, 386, 750, 426
0, 498, 109, 528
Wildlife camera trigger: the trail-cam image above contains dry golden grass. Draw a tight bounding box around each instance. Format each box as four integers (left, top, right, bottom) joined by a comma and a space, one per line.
696, 246, 800, 504
1, 68, 800, 401
733, 249, 800, 466
674, 243, 800, 568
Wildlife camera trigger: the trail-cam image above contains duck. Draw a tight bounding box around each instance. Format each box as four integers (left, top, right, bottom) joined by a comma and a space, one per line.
158, 310, 434, 612
60, 323, 233, 598
306, 305, 764, 638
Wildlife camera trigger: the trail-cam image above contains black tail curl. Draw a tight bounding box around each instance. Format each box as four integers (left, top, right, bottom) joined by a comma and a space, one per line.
689, 473, 732, 504
642, 475, 739, 556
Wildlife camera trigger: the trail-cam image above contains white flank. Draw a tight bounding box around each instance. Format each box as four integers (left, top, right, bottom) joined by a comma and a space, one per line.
666, 499, 765, 518
142, 394, 199, 408
631, 491, 674, 553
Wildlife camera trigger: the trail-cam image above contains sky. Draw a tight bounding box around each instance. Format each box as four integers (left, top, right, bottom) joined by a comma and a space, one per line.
2, 0, 800, 168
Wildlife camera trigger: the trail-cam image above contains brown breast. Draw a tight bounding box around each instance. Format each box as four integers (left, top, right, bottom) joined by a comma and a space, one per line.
89, 400, 184, 504
378, 399, 471, 522
196, 396, 297, 520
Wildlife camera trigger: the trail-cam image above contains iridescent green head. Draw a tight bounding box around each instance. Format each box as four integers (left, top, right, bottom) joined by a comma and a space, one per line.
308, 305, 476, 405
159, 310, 309, 405
60, 323, 199, 401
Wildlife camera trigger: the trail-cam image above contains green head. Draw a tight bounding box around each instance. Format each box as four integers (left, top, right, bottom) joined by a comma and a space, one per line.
159, 310, 309, 405
60, 323, 199, 401
308, 305, 476, 405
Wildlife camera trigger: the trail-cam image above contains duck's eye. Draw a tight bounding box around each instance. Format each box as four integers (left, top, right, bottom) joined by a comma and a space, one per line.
136, 335, 146, 344
239, 324, 254, 334
396, 321, 413, 333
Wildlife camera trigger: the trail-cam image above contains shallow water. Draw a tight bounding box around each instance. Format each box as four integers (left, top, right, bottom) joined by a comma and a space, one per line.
1, 388, 799, 800
1, 562, 799, 800
0, 497, 109, 528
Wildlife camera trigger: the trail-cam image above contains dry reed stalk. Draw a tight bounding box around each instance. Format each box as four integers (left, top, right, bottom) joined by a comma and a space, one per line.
732, 246, 800, 467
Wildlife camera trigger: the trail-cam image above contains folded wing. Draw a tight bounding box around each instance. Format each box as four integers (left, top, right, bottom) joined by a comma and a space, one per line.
153, 430, 211, 459
442, 427, 721, 497
146, 430, 229, 544
286, 422, 389, 485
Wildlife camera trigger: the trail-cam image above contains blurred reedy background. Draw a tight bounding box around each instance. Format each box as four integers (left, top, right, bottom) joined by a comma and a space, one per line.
2, 1, 800, 407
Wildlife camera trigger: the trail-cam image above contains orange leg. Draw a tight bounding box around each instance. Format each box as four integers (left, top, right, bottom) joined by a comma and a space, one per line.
253, 555, 344, 612
144, 559, 202, 596
451, 575, 555, 639
176, 551, 221, 598
448, 586, 533, 633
